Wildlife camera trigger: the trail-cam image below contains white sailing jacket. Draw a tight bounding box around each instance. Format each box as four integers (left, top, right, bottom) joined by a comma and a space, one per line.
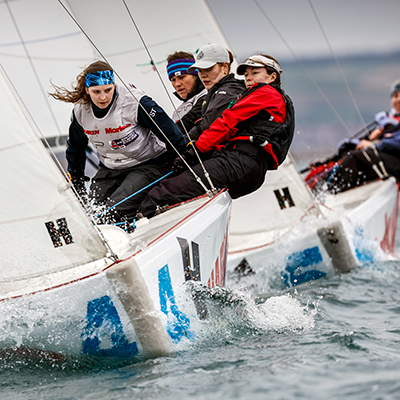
74, 82, 166, 170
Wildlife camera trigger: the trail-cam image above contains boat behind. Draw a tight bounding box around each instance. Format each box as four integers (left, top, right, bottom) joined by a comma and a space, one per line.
227, 155, 399, 288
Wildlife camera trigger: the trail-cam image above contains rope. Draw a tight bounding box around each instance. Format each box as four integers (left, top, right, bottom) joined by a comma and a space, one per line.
0, 66, 118, 261
4, 0, 63, 137
307, 0, 368, 130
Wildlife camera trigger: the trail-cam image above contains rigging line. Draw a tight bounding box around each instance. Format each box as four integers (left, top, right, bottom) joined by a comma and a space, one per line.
58, 0, 211, 195
253, 0, 352, 136
1, 65, 116, 261
4, 0, 63, 137
121, 0, 216, 192
307, 0, 367, 129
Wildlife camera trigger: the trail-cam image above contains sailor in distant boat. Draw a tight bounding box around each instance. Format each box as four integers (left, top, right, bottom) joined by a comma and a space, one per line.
139, 54, 295, 218
166, 51, 207, 135
311, 79, 400, 194
50, 61, 185, 223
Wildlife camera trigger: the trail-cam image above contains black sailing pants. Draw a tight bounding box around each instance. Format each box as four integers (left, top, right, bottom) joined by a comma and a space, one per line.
90, 155, 169, 221
140, 147, 268, 218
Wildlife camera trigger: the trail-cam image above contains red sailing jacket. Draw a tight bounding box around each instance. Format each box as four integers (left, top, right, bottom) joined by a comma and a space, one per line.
195, 82, 290, 168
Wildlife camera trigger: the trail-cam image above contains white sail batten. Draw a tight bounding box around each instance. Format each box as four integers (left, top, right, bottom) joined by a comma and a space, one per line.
0, 69, 108, 281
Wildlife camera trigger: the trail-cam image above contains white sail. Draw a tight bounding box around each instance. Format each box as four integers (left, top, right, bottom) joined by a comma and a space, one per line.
0, 68, 108, 281
1, 0, 312, 275
62, 0, 231, 114
0, 0, 234, 285
0, 0, 233, 143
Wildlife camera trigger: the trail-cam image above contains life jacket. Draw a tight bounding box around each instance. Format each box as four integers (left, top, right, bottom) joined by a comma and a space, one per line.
231, 83, 295, 168
74, 82, 166, 170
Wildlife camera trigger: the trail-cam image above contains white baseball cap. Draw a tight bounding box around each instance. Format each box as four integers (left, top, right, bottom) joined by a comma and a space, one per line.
236, 55, 283, 75
187, 43, 230, 72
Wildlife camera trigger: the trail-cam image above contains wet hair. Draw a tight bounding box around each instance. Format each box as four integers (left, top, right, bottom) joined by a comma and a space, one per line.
258, 53, 282, 87
49, 61, 113, 104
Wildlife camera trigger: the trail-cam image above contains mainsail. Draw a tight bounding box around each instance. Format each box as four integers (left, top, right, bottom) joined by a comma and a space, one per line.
0, 68, 108, 281
0, 0, 313, 279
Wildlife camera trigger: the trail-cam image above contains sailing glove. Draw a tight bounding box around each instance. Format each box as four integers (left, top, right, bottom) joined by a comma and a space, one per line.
172, 142, 198, 174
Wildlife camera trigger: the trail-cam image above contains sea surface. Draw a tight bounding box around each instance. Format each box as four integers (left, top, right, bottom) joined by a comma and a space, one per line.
1, 220, 400, 400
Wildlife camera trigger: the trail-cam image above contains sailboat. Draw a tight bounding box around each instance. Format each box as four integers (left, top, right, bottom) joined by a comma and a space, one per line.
53, 0, 398, 290
228, 154, 399, 287
0, 0, 232, 358
1, 3, 397, 351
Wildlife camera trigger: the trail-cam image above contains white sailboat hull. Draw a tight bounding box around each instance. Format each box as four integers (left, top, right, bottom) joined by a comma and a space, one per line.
0, 191, 231, 358
227, 157, 399, 288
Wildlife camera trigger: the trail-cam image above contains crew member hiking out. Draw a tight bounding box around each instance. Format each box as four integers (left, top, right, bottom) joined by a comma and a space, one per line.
139, 54, 295, 218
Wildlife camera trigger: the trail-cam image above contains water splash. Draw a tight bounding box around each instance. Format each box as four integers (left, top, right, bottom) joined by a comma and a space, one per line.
184, 282, 317, 346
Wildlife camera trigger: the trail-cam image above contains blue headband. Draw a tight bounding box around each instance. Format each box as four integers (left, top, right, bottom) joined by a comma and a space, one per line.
85, 70, 115, 87
167, 59, 197, 80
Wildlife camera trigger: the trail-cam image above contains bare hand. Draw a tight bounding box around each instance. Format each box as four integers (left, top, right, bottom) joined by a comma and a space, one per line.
368, 127, 384, 141
356, 139, 373, 150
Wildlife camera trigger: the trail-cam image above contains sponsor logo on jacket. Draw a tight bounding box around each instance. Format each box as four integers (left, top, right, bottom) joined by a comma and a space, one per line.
105, 124, 131, 134
109, 131, 139, 150
84, 129, 100, 135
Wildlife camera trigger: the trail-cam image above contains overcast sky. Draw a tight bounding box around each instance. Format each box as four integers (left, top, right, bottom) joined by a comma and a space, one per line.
207, 0, 400, 61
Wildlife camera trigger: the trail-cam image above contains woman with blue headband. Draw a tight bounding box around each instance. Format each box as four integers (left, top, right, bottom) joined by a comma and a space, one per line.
166, 51, 207, 135
50, 60, 185, 223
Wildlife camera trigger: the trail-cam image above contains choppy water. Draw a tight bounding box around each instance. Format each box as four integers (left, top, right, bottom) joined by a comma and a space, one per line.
1, 230, 400, 399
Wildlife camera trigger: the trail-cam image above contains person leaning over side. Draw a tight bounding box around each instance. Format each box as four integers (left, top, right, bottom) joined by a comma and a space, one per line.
139, 54, 295, 218
50, 60, 185, 223
185, 42, 245, 142
166, 51, 207, 134
325, 79, 400, 194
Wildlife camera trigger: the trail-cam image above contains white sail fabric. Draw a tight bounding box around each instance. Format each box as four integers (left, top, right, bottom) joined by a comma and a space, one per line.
229, 155, 316, 250
0, 0, 94, 140
62, 0, 231, 114
0, 69, 108, 281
